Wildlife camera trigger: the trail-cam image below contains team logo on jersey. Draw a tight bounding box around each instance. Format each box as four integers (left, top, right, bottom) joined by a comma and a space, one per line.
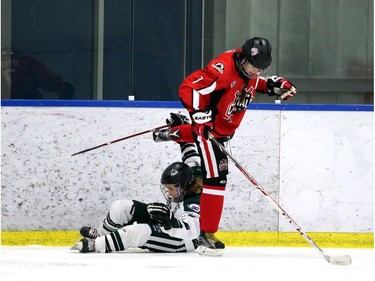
211, 62, 224, 74
219, 159, 228, 172
187, 203, 200, 213
230, 80, 236, 88
224, 87, 255, 122
251, 47, 259, 56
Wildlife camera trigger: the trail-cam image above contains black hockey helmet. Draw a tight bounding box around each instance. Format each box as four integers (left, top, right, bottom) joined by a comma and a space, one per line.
160, 162, 194, 202
242, 37, 272, 70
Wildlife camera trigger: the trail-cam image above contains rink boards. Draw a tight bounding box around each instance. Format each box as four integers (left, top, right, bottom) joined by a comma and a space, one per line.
1, 100, 373, 247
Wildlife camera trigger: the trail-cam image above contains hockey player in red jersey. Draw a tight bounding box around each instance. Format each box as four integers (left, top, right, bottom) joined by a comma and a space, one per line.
153, 37, 297, 256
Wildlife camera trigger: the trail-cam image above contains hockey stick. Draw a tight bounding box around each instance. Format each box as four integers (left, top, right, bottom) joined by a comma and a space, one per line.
207, 132, 352, 266
70, 124, 170, 157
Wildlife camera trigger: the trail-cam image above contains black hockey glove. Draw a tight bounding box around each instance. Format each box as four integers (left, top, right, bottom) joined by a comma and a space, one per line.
266, 76, 297, 100
166, 112, 190, 127
147, 202, 175, 230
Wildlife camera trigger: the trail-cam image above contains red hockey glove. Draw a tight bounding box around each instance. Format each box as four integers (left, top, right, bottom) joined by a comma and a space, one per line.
266, 76, 297, 100
191, 110, 213, 140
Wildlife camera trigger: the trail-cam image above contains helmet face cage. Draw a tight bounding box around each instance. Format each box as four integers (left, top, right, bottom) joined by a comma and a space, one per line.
160, 183, 184, 203
160, 162, 193, 203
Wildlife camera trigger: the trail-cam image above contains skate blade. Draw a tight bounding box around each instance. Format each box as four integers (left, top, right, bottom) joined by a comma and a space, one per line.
70, 241, 83, 251
196, 245, 224, 257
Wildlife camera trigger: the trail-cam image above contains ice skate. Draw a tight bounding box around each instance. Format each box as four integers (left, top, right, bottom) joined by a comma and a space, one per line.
71, 238, 95, 253
153, 127, 181, 142
80, 226, 99, 239
153, 128, 172, 142
196, 231, 225, 257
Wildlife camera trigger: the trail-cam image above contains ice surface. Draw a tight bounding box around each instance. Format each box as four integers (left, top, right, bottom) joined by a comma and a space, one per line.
1, 246, 374, 281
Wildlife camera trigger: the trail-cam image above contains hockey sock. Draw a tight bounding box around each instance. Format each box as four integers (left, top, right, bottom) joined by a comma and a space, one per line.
96, 224, 152, 253
180, 142, 200, 165
199, 187, 224, 233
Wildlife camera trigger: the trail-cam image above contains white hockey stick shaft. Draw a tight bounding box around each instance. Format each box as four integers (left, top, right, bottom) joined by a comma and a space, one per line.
208, 132, 351, 265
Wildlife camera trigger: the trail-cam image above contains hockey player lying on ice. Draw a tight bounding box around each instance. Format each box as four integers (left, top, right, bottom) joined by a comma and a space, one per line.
72, 114, 202, 253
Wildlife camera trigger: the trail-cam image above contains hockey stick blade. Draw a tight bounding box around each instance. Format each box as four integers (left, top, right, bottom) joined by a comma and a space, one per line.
207, 132, 352, 266
324, 254, 352, 266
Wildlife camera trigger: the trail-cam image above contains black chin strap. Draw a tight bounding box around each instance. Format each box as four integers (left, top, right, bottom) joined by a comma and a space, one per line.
233, 52, 252, 110
233, 52, 252, 80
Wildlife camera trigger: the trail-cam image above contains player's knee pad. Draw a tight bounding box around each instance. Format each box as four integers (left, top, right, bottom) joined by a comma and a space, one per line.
109, 199, 134, 222
110, 199, 133, 213
120, 223, 152, 248
100, 199, 134, 234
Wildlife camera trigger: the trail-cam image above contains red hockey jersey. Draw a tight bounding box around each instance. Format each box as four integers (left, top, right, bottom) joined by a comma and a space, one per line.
179, 48, 268, 137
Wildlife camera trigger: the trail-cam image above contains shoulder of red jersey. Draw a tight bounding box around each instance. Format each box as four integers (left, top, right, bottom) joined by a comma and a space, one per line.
207, 48, 239, 77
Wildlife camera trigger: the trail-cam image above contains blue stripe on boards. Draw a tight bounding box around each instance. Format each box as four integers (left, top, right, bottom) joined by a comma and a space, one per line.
1, 99, 373, 111
0, 99, 184, 108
